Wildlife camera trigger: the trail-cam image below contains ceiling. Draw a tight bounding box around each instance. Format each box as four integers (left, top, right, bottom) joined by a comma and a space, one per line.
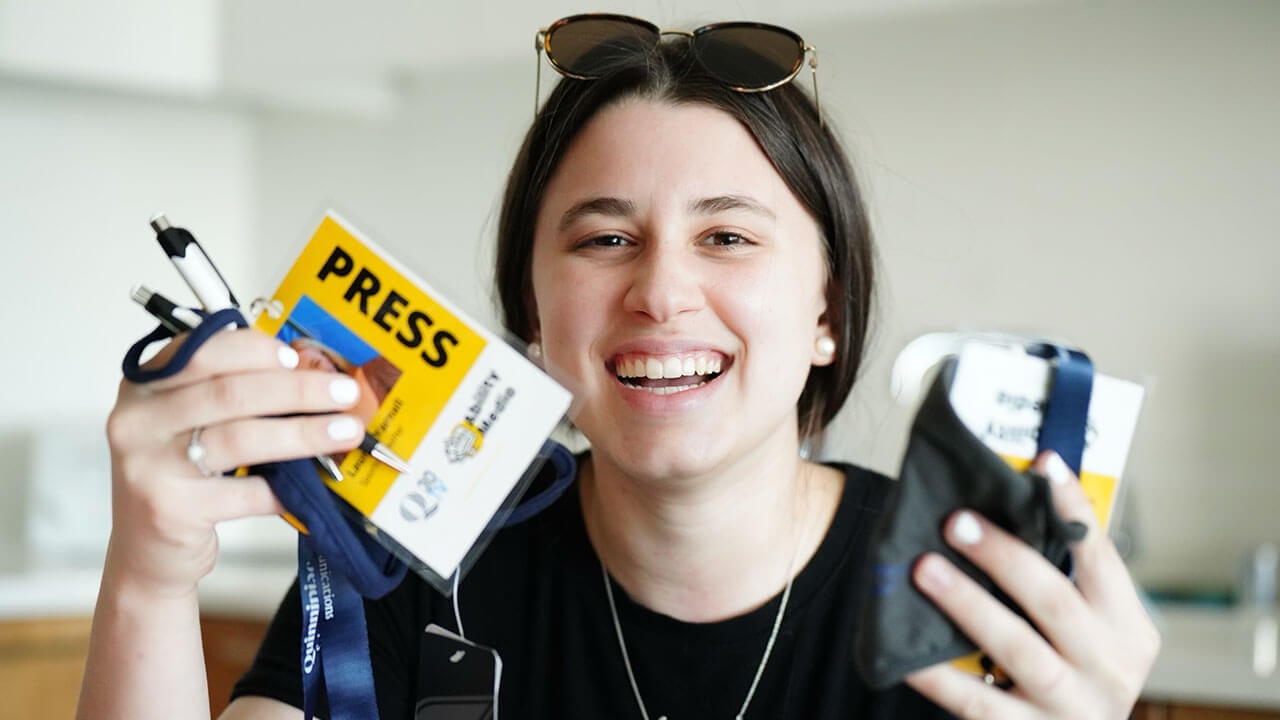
0, 0, 1041, 115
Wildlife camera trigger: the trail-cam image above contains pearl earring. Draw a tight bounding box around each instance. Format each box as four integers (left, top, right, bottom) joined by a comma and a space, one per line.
815, 336, 836, 359
528, 341, 543, 361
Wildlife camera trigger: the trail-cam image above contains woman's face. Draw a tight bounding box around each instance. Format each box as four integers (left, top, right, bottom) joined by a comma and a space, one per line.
530, 99, 833, 481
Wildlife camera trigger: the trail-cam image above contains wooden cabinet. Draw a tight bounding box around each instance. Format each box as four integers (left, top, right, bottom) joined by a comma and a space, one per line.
0, 616, 93, 719
201, 615, 271, 716
3, 616, 1279, 720
0, 613, 271, 720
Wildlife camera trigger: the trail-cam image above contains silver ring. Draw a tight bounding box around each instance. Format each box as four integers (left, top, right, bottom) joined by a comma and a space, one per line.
187, 427, 215, 477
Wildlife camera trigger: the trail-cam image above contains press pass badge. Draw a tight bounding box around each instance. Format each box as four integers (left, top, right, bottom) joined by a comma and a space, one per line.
254, 211, 573, 594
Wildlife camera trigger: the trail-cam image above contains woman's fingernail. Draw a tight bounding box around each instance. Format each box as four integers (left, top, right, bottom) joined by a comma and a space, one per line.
1043, 451, 1072, 486
327, 416, 361, 441
918, 554, 955, 591
279, 345, 300, 369
952, 511, 983, 546
329, 376, 360, 405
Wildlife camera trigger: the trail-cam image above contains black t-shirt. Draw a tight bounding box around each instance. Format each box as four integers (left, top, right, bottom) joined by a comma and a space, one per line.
232, 461, 951, 719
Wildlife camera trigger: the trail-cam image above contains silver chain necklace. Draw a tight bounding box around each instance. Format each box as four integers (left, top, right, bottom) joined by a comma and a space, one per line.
600, 558, 796, 720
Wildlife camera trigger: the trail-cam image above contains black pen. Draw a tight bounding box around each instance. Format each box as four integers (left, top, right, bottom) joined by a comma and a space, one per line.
151, 213, 240, 311
131, 284, 203, 334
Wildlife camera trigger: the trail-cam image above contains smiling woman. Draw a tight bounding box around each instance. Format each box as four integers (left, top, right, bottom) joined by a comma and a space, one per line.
78, 14, 1158, 720
529, 100, 838, 487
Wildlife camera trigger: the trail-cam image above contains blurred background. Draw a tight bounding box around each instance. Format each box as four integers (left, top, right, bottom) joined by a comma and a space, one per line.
0, 0, 1277, 715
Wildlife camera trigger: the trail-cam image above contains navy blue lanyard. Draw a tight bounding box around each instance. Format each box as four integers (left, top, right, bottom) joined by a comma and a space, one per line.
1026, 343, 1094, 477
298, 540, 380, 720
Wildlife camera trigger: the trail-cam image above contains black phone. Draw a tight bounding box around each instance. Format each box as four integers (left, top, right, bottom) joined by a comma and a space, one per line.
415, 625, 501, 720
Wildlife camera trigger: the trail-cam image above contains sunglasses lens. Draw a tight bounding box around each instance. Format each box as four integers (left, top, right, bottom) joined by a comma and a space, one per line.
547, 17, 658, 78
692, 25, 805, 89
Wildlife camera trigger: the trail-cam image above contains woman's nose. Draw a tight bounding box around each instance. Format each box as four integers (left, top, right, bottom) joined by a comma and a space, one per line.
621, 243, 704, 323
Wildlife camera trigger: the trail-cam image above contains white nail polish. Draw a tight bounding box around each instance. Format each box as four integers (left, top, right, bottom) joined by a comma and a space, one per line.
279, 345, 300, 369
1044, 452, 1072, 486
953, 512, 983, 545
327, 416, 361, 440
329, 377, 360, 405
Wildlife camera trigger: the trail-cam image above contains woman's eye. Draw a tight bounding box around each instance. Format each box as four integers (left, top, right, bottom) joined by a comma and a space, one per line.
705, 232, 749, 247
580, 234, 630, 248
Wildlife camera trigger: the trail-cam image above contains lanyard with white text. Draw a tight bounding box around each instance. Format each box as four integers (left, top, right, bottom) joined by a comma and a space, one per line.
298, 538, 380, 720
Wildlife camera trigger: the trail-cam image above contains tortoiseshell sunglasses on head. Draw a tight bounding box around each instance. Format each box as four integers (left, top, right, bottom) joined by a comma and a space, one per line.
533, 13, 820, 122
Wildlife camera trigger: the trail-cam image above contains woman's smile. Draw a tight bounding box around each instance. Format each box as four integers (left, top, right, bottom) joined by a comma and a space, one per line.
610, 349, 730, 395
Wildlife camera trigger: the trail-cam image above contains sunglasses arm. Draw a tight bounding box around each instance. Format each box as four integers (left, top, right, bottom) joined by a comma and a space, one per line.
534, 30, 547, 119
805, 44, 822, 128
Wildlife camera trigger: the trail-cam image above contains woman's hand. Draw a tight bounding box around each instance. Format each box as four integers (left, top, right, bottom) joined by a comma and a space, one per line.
904, 451, 1160, 719
104, 328, 366, 596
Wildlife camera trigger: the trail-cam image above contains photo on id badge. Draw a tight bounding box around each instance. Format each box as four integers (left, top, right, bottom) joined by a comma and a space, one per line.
277, 295, 403, 459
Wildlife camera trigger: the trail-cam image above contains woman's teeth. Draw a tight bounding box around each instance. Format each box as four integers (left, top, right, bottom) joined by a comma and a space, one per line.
632, 383, 702, 395
615, 354, 723, 379
614, 353, 724, 394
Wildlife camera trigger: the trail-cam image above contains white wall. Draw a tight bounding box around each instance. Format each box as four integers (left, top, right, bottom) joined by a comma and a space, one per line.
247, 60, 528, 327
818, 0, 1280, 587
0, 80, 256, 551
1, 0, 1275, 588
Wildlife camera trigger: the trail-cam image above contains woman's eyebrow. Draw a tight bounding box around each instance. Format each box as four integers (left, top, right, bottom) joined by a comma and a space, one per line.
688, 194, 776, 220
558, 196, 636, 231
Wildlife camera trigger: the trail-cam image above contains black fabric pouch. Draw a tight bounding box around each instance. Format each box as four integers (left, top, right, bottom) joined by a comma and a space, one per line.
854, 358, 1087, 689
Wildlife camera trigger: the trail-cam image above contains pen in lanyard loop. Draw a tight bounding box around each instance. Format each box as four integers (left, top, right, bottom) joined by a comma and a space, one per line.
128, 284, 411, 476
142, 214, 412, 478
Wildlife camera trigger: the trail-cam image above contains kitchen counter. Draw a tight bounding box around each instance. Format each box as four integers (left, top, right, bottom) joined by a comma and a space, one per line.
1144, 604, 1280, 711
0, 545, 295, 620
